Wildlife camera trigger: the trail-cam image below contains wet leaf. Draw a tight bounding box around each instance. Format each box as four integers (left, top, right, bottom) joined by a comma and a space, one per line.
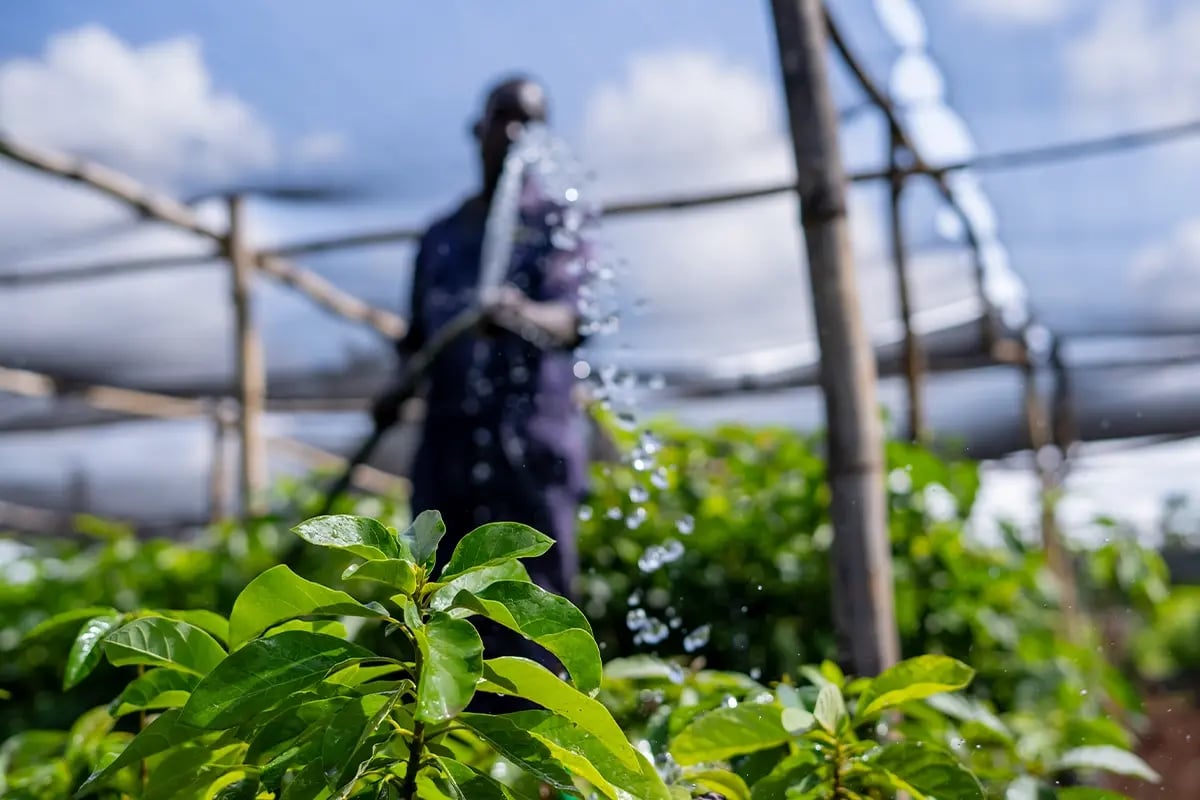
440, 522, 553, 579
101, 618, 225, 676
413, 613, 482, 722
670, 703, 789, 765
229, 565, 388, 648
855, 655, 974, 719
64, 615, 123, 690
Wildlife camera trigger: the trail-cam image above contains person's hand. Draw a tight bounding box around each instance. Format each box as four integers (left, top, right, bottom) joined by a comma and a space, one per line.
479, 284, 529, 336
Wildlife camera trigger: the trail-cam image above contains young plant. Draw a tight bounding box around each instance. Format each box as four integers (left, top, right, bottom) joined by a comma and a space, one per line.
3, 512, 674, 799
602, 654, 1155, 799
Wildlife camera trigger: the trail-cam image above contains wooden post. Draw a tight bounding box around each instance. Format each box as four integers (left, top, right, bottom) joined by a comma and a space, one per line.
770, 0, 900, 676
888, 135, 927, 444
226, 195, 268, 517
1021, 358, 1080, 631
208, 401, 233, 522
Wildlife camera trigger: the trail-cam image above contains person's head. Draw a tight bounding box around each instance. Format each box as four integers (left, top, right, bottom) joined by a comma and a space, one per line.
472, 75, 548, 195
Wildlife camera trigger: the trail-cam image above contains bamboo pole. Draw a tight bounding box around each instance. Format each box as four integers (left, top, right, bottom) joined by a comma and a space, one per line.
208, 402, 233, 522
1021, 358, 1081, 631
770, 0, 899, 677
888, 137, 927, 444
226, 195, 269, 517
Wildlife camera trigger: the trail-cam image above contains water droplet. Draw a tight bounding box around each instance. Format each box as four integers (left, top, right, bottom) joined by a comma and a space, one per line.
633, 616, 669, 645
631, 457, 650, 472
626, 507, 648, 530
627, 589, 641, 607
625, 608, 648, 631
651, 468, 670, 489
669, 617, 682, 629
683, 624, 712, 653
662, 539, 684, 561
676, 515, 695, 535
471, 462, 493, 483
1080, 689, 1088, 696
750, 667, 762, 680
629, 485, 649, 504
573, 360, 592, 380
606, 507, 622, 520
577, 505, 593, 522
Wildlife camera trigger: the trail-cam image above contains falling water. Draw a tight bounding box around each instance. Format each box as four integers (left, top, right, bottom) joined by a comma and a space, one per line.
485, 123, 701, 660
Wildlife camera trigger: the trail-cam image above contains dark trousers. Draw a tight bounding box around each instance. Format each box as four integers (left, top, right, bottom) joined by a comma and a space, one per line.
410, 434, 582, 713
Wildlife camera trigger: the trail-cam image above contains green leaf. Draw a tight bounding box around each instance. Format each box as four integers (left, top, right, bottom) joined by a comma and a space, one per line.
1055, 746, 1161, 783
813, 684, 846, 733
413, 613, 483, 722
101, 617, 226, 676
180, 631, 376, 730
427, 559, 531, 612
65, 614, 123, 690
321, 693, 399, 789
748, 752, 820, 800
66, 707, 116, 765
278, 760, 328, 799
506, 710, 672, 800
1056, 789, 1132, 800
75, 710, 206, 797
669, 703, 789, 764
924, 692, 1011, 741
456, 714, 577, 793
440, 522, 553, 579
684, 768, 751, 800
478, 657, 646, 772
407, 510, 447, 568
142, 742, 244, 800
266, 618, 349, 639
153, 610, 230, 645
247, 697, 351, 763
292, 515, 403, 561
874, 742, 984, 800
855, 655, 974, 719
229, 565, 389, 648
451, 581, 601, 693
439, 758, 519, 799
109, 669, 198, 717
781, 706, 815, 734
24, 607, 116, 644
342, 559, 418, 595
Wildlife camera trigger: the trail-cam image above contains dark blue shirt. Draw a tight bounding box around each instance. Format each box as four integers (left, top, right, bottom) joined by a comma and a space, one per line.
401, 184, 592, 499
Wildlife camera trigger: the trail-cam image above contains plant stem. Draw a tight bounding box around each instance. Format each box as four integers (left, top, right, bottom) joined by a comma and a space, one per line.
401, 720, 426, 799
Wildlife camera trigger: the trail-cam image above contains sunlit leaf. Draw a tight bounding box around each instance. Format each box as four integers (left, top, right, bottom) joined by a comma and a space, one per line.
322, 693, 399, 789
669, 703, 789, 764
875, 741, 983, 800
153, 610, 230, 645
109, 671, 198, 719
64, 614, 123, 690
451, 581, 601, 692
101, 617, 226, 676
855, 655, 974, 719
413, 613, 482, 722
478, 657, 646, 772
292, 515, 404, 561
440, 522, 553, 579
342, 559, 418, 595
427, 559, 530, 612
1055, 746, 1160, 783
229, 565, 388, 648
406, 510, 447, 569
457, 714, 576, 793
439, 757, 519, 799
180, 631, 376, 730
683, 768, 751, 800
813, 684, 846, 733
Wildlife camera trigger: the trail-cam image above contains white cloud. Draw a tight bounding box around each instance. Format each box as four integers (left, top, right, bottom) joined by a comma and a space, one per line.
956, 0, 1074, 26
0, 25, 275, 186
1129, 218, 1200, 314
292, 132, 347, 166
578, 50, 977, 360
1064, 1, 1200, 130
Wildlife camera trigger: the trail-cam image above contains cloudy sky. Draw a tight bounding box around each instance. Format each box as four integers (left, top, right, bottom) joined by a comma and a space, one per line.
1, 0, 1199, 539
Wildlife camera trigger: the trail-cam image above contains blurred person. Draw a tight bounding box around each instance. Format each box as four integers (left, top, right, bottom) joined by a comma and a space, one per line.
372, 75, 590, 606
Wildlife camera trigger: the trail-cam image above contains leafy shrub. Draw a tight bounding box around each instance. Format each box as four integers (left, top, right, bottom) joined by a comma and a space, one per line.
577, 421, 1152, 742
0, 512, 1058, 800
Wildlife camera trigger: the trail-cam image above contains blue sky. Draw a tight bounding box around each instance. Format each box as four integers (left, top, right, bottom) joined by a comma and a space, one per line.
2, 0, 1199, 538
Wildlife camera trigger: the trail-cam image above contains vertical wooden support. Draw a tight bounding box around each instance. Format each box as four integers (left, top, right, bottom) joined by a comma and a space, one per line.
888, 136, 927, 444
770, 0, 900, 676
1022, 357, 1080, 632
208, 400, 233, 522
226, 195, 268, 517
